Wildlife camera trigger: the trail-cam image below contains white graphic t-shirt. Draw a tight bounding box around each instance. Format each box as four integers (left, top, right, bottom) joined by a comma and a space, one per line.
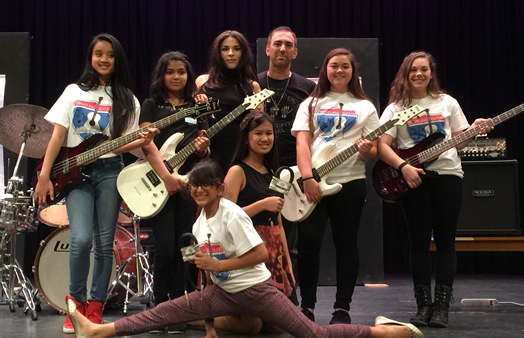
44, 84, 140, 158
292, 92, 379, 184
192, 198, 271, 293
381, 94, 469, 177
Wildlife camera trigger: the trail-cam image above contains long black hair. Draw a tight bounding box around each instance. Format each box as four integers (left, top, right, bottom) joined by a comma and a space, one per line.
150, 51, 196, 104
77, 33, 135, 138
203, 30, 257, 95
229, 111, 279, 173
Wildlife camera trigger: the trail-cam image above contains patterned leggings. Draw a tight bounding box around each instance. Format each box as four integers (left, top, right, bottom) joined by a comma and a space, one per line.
114, 279, 371, 337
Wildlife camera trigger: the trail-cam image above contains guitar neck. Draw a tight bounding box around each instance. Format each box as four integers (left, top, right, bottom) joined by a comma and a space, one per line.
165, 104, 248, 171
77, 106, 199, 165
316, 119, 397, 178
418, 103, 524, 163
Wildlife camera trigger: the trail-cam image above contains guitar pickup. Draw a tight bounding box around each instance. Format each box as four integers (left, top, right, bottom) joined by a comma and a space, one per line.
296, 169, 321, 193
145, 170, 161, 187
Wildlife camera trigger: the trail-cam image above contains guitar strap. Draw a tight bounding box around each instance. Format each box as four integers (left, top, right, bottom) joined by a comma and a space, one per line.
423, 108, 439, 176
425, 108, 435, 135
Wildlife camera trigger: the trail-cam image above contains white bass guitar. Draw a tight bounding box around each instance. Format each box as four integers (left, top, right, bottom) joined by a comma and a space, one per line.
280, 105, 427, 222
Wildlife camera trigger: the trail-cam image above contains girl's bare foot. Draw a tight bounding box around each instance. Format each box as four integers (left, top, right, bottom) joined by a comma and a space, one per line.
372, 316, 423, 338
67, 299, 114, 338
67, 299, 87, 338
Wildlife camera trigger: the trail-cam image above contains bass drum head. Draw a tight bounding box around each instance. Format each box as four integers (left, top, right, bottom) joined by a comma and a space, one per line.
33, 226, 116, 313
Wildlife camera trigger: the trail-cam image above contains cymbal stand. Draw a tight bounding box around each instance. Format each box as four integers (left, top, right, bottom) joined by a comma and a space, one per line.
107, 215, 153, 314
0, 133, 41, 320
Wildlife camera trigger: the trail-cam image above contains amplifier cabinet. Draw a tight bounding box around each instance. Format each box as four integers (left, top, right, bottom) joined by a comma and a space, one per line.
457, 160, 521, 235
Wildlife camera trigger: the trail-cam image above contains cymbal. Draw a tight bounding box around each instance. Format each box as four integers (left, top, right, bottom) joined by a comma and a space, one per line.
0, 104, 52, 158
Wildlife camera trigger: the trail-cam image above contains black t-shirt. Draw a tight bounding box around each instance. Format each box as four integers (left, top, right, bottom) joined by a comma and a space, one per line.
139, 98, 208, 174
258, 72, 315, 167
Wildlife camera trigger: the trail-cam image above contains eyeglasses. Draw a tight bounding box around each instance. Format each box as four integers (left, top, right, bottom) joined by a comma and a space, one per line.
189, 184, 215, 192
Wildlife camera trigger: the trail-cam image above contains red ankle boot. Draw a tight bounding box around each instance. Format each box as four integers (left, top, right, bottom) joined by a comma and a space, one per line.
85, 300, 104, 324
63, 295, 86, 334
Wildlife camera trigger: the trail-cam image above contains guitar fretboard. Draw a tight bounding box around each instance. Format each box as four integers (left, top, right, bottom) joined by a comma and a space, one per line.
418, 103, 524, 163
165, 105, 248, 170
316, 119, 397, 177
162, 89, 274, 172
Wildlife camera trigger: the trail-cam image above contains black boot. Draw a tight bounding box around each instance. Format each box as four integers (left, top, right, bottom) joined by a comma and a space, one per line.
429, 284, 453, 328
409, 285, 432, 326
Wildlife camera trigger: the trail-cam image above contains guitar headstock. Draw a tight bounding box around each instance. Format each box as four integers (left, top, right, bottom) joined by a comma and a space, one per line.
392, 104, 428, 126
242, 89, 275, 110
193, 98, 220, 117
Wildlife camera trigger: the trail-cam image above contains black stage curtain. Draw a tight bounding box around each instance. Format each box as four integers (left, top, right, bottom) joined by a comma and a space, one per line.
1, 0, 524, 274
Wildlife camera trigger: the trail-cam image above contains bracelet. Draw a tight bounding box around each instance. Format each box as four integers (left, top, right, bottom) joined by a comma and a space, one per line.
398, 161, 409, 171
302, 176, 314, 182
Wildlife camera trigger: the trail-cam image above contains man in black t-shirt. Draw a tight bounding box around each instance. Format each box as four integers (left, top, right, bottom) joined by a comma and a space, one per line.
258, 26, 315, 306
258, 26, 315, 168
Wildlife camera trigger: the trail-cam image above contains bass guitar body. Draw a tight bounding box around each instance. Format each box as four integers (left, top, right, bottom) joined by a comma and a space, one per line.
280, 143, 343, 223
372, 132, 445, 201
33, 134, 109, 205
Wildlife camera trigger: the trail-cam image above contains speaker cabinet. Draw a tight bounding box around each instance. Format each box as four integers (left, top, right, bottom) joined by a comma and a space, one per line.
457, 160, 521, 235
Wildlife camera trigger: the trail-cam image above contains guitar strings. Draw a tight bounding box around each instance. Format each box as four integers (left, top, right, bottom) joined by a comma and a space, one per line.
48, 106, 205, 177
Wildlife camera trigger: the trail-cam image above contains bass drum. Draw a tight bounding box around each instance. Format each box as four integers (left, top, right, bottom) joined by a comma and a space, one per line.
33, 225, 142, 313
107, 225, 145, 308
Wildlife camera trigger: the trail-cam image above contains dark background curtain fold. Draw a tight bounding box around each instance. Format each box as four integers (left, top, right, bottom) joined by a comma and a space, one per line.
1, 0, 523, 274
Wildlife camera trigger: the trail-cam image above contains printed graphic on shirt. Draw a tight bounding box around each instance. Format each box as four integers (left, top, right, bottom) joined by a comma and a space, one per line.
199, 242, 229, 281
72, 100, 111, 139
406, 113, 446, 143
317, 107, 357, 142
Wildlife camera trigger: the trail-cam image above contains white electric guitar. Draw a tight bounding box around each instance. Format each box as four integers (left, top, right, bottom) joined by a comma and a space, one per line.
117, 89, 274, 218
280, 105, 427, 222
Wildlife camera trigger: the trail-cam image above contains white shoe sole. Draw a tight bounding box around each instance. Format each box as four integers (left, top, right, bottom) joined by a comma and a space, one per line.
375, 316, 424, 338
67, 299, 87, 338
63, 326, 75, 334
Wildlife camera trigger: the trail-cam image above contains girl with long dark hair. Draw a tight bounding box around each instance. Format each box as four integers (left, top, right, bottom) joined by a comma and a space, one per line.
33, 33, 154, 333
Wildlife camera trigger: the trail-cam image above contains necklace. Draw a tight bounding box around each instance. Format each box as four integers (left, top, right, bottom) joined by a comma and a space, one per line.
266, 72, 291, 116
167, 97, 181, 107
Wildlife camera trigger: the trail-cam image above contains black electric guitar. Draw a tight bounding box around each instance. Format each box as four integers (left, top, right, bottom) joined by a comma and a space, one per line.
33, 100, 220, 205
372, 103, 524, 201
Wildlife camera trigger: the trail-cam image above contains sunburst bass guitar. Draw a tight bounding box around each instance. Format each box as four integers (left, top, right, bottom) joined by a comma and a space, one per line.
280, 105, 427, 223
372, 103, 524, 202
32, 100, 220, 205
116, 89, 274, 218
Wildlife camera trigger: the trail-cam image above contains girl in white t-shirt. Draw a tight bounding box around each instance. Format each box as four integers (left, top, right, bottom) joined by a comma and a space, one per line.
66, 160, 422, 338
33, 33, 155, 333
377, 51, 491, 329
291, 48, 379, 324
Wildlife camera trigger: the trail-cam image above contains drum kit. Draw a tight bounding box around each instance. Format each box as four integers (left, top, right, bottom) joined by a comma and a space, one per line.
0, 104, 153, 320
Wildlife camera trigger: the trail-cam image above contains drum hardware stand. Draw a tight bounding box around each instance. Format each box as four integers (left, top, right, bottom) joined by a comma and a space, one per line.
107, 215, 153, 314
0, 131, 41, 320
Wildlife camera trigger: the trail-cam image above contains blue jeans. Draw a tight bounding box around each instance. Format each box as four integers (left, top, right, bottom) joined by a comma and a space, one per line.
65, 156, 124, 302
